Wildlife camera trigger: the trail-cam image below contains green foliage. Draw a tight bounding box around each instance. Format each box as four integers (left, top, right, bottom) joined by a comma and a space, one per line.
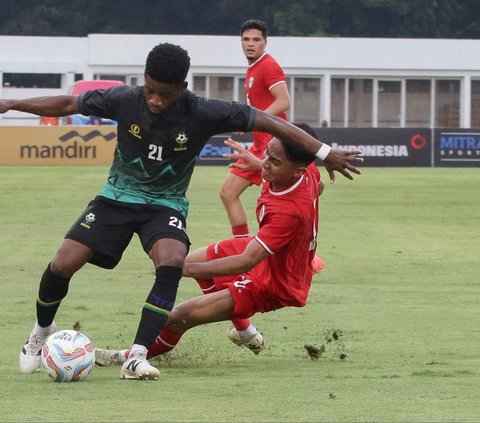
1, 166, 480, 421
1, 0, 480, 38
271, 0, 329, 36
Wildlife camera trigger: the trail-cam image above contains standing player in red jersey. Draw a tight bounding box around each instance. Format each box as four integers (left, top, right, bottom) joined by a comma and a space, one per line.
220, 19, 325, 272
95, 124, 325, 365
220, 19, 290, 239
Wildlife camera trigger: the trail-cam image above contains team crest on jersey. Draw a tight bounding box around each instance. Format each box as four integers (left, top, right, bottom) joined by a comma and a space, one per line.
248, 77, 254, 88
259, 204, 266, 222
174, 132, 188, 151
80, 212, 96, 229
128, 124, 142, 139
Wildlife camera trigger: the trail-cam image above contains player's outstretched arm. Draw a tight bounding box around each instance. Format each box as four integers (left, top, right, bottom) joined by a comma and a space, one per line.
252, 110, 363, 182
0, 95, 78, 117
183, 238, 269, 280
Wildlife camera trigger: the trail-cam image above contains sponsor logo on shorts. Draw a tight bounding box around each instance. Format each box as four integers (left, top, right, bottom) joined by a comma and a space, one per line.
233, 278, 252, 291
80, 212, 96, 229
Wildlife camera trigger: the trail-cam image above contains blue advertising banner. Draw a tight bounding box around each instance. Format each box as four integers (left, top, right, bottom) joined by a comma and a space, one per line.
199, 133, 252, 165
434, 129, 480, 167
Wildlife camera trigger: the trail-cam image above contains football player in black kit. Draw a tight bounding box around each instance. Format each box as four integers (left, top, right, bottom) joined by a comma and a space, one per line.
0, 43, 362, 380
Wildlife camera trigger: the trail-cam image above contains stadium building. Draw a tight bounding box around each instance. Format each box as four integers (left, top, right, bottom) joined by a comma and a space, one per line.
1, 33, 479, 128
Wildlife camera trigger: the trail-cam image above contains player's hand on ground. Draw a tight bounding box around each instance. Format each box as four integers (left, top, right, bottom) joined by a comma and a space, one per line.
223, 138, 263, 172
323, 149, 363, 183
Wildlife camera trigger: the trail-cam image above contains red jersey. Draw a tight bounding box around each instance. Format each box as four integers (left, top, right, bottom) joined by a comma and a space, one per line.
247, 164, 320, 309
245, 53, 288, 154
245, 53, 288, 121
231, 53, 289, 185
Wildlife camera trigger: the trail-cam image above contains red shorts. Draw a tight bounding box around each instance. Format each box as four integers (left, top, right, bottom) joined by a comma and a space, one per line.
230, 132, 272, 186
206, 237, 283, 319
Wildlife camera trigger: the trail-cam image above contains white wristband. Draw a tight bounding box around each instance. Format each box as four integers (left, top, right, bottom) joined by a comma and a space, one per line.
315, 144, 332, 160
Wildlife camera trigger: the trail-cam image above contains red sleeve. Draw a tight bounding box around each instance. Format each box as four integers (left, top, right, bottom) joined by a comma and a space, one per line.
255, 212, 301, 254
262, 59, 286, 91
307, 163, 321, 182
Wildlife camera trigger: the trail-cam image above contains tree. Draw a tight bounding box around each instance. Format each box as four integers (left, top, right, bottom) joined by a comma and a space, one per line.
270, 0, 329, 36
1, 0, 480, 38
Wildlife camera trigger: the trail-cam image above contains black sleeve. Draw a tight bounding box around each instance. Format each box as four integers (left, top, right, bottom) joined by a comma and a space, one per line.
196, 97, 256, 134
77, 85, 131, 120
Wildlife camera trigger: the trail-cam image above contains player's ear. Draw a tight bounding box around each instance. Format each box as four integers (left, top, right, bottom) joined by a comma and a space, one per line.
293, 166, 307, 179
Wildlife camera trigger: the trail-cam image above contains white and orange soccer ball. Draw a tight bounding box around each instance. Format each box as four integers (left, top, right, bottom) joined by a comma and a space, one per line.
41, 330, 95, 382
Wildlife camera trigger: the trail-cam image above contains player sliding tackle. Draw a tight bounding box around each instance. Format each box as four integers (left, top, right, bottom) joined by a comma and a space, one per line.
95, 123, 362, 367
1, 42, 361, 380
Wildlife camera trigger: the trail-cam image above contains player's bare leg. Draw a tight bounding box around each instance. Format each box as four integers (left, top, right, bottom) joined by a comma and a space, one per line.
220, 173, 252, 237
20, 239, 93, 373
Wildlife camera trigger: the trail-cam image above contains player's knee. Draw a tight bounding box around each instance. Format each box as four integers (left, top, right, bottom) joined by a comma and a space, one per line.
150, 240, 188, 268
49, 257, 76, 278
219, 184, 237, 205
219, 186, 229, 204
168, 304, 192, 331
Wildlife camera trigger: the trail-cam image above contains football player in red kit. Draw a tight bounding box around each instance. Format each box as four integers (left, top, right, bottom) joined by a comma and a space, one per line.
219, 19, 325, 274
96, 124, 330, 365
220, 19, 290, 239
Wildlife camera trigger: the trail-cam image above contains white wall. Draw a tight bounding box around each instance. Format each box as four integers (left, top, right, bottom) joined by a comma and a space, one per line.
1, 34, 480, 125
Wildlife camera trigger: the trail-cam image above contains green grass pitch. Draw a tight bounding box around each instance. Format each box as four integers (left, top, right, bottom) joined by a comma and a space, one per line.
0, 165, 479, 422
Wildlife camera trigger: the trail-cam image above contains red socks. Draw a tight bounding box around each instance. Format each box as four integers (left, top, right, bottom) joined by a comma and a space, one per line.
147, 326, 184, 359
232, 224, 249, 237
232, 317, 251, 331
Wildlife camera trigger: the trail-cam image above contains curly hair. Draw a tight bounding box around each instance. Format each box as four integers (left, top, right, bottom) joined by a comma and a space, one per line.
145, 43, 191, 84
279, 123, 318, 166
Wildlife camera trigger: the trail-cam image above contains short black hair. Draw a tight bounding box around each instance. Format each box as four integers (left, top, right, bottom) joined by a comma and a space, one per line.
240, 19, 268, 39
279, 123, 318, 166
145, 43, 190, 84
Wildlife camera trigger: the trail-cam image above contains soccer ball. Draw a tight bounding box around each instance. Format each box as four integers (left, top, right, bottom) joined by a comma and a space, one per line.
41, 330, 95, 382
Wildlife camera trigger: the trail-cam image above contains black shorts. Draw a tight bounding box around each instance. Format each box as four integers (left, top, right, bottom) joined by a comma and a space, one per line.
65, 196, 190, 269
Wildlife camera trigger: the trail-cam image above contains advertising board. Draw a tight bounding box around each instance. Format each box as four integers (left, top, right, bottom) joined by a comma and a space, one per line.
434, 129, 480, 167
0, 126, 116, 165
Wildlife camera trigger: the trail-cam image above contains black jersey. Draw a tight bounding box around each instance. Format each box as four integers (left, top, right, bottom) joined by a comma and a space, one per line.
78, 86, 255, 216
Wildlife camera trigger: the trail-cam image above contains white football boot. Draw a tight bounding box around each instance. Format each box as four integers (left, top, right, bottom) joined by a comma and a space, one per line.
227, 327, 266, 355
94, 348, 128, 366
19, 321, 56, 373
120, 354, 160, 380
